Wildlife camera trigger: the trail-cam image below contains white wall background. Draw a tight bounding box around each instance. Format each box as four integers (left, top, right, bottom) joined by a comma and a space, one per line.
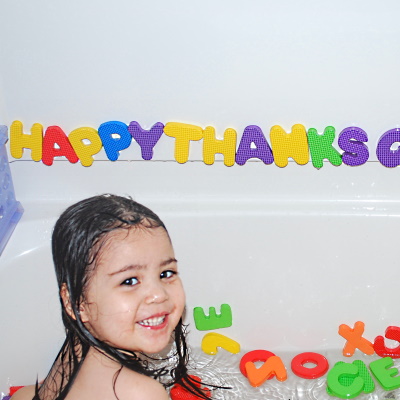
1, 0, 400, 394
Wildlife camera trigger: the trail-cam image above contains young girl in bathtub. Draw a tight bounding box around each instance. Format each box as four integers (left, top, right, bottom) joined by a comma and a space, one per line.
12, 194, 211, 400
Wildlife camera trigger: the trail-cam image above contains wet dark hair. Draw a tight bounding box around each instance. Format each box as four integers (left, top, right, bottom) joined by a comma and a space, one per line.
34, 194, 211, 400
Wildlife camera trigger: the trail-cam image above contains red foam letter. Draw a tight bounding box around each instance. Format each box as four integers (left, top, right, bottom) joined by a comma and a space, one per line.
291, 352, 329, 379
170, 375, 211, 399
42, 126, 79, 166
374, 326, 400, 358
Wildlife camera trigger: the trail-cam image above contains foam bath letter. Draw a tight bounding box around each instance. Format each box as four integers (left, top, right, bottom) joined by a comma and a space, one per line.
339, 321, 374, 357
374, 326, 400, 358
98, 121, 131, 161
352, 360, 375, 393
164, 122, 203, 163
376, 128, 400, 167
245, 356, 287, 387
9, 387, 24, 396
235, 125, 274, 165
193, 304, 232, 331
128, 121, 164, 160
202, 126, 237, 166
307, 126, 342, 169
201, 332, 240, 355
327, 361, 374, 397
170, 375, 211, 399
327, 360, 375, 396
10, 120, 43, 161
239, 350, 276, 377
369, 357, 400, 391
338, 127, 369, 166
68, 127, 103, 167
270, 124, 309, 167
291, 352, 329, 379
326, 362, 365, 398
42, 126, 79, 166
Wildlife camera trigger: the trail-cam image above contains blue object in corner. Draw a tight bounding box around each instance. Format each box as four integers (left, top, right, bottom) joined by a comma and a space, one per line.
0, 125, 24, 256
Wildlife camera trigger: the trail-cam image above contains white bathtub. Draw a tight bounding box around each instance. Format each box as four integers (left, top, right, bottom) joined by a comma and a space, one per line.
2, 160, 400, 399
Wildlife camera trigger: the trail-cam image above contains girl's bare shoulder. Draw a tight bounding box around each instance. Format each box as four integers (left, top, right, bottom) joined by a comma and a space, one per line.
10, 385, 35, 400
117, 368, 170, 400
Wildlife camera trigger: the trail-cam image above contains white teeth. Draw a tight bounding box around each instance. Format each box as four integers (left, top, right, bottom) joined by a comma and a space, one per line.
138, 316, 166, 327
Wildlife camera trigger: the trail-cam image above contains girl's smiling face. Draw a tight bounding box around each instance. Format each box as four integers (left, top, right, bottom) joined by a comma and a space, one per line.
79, 226, 185, 354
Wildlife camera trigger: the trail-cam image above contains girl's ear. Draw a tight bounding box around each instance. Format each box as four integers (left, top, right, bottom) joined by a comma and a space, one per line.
60, 283, 89, 323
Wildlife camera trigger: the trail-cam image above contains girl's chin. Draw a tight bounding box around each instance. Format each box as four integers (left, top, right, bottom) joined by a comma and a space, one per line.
141, 340, 171, 355
137, 338, 174, 355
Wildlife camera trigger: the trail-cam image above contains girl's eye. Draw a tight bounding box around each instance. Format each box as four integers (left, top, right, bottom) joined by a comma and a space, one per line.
121, 277, 139, 286
160, 270, 176, 279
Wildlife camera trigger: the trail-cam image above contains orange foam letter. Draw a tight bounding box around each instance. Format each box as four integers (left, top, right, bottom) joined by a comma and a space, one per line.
245, 356, 287, 387
339, 321, 374, 357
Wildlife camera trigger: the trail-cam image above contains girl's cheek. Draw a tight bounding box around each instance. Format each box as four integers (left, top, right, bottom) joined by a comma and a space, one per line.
116, 297, 138, 314
174, 286, 186, 307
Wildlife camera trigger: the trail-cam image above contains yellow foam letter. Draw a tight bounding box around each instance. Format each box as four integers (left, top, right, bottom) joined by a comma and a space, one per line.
203, 126, 237, 166
164, 122, 203, 163
270, 124, 309, 167
201, 333, 240, 355
10, 120, 43, 161
68, 127, 103, 167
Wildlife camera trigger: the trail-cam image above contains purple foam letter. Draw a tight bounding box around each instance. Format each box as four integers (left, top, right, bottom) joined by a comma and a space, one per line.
338, 127, 369, 166
376, 128, 400, 168
235, 125, 274, 165
128, 121, 164, 160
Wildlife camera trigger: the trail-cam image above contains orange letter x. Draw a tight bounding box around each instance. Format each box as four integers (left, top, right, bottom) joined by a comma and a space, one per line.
339, 321, 374, 357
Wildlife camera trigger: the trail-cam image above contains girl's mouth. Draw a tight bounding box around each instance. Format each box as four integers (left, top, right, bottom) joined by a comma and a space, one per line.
137, 314, 168, 329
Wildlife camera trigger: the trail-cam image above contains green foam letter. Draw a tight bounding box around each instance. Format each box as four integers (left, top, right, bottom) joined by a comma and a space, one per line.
369, 357, 400, 391
307, 126, 342, 169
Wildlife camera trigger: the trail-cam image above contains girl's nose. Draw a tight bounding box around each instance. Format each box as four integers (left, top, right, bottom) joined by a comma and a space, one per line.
144, 282, 169, 305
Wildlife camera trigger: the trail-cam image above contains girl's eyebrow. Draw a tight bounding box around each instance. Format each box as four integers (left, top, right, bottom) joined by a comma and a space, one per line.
109, 264, 144, 276
160, 257, 178, 267
109, 258, 178, 276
